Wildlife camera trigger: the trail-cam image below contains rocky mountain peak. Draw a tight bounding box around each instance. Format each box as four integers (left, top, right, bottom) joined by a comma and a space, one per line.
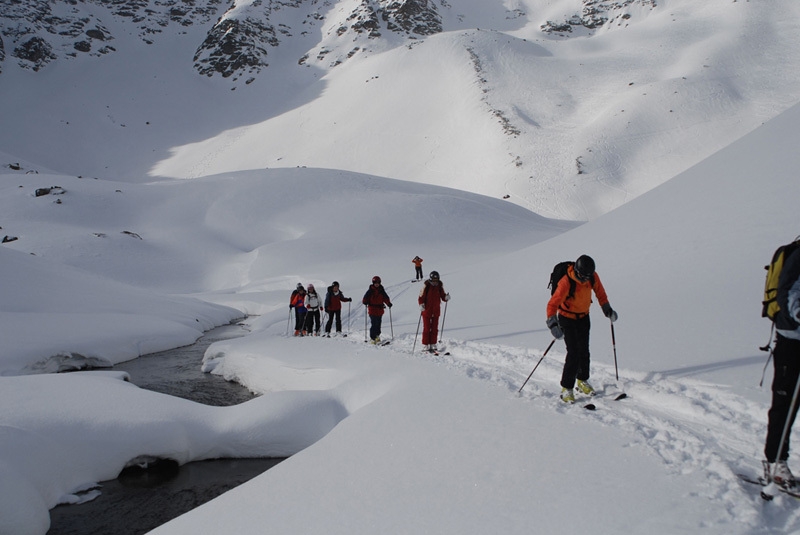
0, 0, 445, 80
0, 0, 654, 81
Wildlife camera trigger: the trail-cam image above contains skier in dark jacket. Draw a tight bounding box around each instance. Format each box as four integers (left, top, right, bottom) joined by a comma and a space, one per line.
418, 270, 449, 352
362, 276, 392, 343
763, 243, 800, 491
324, 281, 352, 336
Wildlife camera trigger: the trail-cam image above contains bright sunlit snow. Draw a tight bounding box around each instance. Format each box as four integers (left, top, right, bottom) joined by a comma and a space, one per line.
1, 0, 800, 534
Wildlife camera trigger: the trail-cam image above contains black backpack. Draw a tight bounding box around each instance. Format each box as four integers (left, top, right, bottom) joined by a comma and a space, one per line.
548, 261, 593, 298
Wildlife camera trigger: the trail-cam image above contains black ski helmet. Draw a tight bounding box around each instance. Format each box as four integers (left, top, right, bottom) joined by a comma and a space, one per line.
372, 276, 381, 284
574, 255, 595, 280
332, 281, 339, 287
429, 271, 440, 280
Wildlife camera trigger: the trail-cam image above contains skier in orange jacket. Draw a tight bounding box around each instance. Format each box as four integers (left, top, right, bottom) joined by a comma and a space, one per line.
412, 256, 424, 281
546, 255, 618, 403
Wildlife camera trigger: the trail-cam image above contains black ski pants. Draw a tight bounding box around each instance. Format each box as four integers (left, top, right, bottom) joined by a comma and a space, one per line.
765, 334, 800, 462
559, 314, 591, 390
304, 310, 321, 334
369, 315, 383, 341
326, 310, 342, 333
415, 266, 423, 280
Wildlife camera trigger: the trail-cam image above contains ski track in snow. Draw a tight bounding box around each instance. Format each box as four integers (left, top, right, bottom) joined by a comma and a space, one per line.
318, 295, 800, 530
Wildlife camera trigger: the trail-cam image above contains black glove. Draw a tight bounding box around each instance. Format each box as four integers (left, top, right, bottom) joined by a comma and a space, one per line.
601, 303, 618, 323
290, 305, 294, 309
387, 303, 393, 308
546, 315, 563, 340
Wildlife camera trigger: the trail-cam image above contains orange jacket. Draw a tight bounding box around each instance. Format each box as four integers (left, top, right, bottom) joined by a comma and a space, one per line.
412, 257, 423, 267
546, 265, 609, 319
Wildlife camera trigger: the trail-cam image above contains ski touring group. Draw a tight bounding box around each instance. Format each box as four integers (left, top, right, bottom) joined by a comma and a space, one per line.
288, 256, 450, 352
287, 239, 800, 502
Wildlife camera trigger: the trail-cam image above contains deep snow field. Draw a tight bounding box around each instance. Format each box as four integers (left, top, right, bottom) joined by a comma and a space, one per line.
2, 0, 800, 533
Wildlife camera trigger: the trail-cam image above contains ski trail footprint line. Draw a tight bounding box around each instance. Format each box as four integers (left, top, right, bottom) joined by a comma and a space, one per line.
333, 332, 788, 530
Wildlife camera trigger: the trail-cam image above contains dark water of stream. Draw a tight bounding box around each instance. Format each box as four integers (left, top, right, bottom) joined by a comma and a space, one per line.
47, 323, 285, 535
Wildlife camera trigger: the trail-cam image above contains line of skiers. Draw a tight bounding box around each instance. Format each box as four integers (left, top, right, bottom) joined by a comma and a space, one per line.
289, 254, 614, 401
288, 268, 450, 351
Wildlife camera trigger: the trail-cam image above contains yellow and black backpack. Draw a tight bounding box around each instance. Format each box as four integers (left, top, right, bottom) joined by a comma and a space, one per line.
762, 237, 800, 321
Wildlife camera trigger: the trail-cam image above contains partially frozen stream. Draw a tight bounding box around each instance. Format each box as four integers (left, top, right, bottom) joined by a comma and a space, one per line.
47, 323, 285, 535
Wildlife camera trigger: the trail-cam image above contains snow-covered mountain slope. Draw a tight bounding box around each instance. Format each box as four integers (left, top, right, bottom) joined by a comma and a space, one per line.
1, 0, 799, 219
0, 99, 797, 535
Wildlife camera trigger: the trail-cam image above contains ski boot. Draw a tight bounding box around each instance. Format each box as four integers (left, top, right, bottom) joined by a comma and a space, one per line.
764, 460, 797, 489
576, 380, 596, 396
560, 388, 575, 404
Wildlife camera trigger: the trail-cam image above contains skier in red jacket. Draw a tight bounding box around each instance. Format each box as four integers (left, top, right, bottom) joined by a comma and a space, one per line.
362, 276, 392, 343
418, 271, 450, 352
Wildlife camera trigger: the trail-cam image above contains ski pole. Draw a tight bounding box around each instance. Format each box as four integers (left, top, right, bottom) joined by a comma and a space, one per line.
412, 311, 422, 353
287, 308, 292, 336
389, 305, 394, 339
439, 300, 448, 344
611, 321, 619, 381
364, 306, 368, 342
348, 302, 351, 335
518, 338, 556, 394
611, 322, 627, 400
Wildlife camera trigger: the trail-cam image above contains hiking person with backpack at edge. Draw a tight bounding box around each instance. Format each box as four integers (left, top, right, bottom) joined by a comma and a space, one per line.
760, 236, 800, 496
324, 281, 352, 336
546, 255, 618, 403
362, 276, 392, 344
418, 270, 450, 353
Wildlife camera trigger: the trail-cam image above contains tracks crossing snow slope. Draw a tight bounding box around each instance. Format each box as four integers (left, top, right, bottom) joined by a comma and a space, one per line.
327, 327, 800, 528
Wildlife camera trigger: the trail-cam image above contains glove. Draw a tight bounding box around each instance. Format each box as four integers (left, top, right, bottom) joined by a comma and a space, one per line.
320, 307, 324, 312
420, 304, 426, 311
290, 304, 294, 309
546, 315, 563, 340
387, 303, 393, 308
602, 303, 618, 323
444, 293, 451, 302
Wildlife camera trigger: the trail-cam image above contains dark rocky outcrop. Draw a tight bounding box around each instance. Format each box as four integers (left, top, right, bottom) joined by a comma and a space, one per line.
541, 0, 656, 35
